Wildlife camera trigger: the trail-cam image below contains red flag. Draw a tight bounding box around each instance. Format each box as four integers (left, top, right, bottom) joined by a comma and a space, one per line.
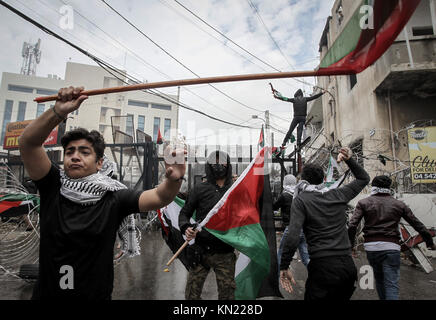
156, 128, 163, 145
317, 0, 421, 75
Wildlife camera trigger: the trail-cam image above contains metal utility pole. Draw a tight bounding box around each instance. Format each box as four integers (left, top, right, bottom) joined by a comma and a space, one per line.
264, 110, 270, 145
21, 39, 41, 76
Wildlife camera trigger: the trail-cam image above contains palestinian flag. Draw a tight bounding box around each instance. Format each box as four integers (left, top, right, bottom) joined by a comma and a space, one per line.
317, 0, 421, 75
0, 193, 40, 218
325, 155, 339, 187
157, 197, 192, 269
198, 147, 271, 300
258, 125, 264, 148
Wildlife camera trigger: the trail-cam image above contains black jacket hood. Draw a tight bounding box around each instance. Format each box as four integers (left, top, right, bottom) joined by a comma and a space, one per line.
294, 89, 303, 98
205, 150, 232, 185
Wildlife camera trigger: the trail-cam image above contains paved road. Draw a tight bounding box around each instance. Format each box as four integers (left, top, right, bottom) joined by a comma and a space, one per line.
1, 230, 435, 300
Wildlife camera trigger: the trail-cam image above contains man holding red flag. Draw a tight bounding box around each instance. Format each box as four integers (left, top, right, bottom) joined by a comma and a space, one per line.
179, 150, 236, 300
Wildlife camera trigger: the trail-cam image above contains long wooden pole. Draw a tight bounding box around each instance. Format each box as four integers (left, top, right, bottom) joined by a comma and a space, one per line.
34, 70, 330, 103
164, 240, 189, 272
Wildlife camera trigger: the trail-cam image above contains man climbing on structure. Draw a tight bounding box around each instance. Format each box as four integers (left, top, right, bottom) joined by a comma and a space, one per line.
271, 84, 325, 149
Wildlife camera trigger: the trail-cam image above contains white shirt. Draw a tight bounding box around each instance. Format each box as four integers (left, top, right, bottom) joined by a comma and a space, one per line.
364, 241, 401, 252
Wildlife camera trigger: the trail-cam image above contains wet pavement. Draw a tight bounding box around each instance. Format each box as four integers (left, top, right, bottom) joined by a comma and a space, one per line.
1, 230, 435, 300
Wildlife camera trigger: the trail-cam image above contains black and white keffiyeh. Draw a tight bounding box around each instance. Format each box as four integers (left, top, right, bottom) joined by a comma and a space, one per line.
293, 180, 330, 199
293, 171, 350, 199
370, 187, 392, 196
59, 155, 140, 260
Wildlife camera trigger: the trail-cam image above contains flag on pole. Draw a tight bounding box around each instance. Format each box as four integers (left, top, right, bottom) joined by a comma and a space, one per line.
157, 197, 192, 269
159, 148, 275, 299
316, 0, 421, 75
256, 173, 283, 299
156, 128, 163, 145
324, 154, 351, 189
258, 125, 264, 148
198, 147, 271, 299
325, 155, 339, 187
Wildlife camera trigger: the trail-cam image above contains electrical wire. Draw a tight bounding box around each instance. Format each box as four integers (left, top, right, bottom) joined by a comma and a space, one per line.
100, 0, 266, 114
41, 0, 252, 124
0, 0, 259, 130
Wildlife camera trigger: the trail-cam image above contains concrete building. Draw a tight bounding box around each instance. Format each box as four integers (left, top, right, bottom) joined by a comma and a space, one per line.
0, 62, 179, 150
304, 0, 436, 194
0, 72, 64, 147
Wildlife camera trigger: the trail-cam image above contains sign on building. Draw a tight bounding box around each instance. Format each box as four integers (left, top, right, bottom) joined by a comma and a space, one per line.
408, 127, 436, 184
3, 120, 63, 149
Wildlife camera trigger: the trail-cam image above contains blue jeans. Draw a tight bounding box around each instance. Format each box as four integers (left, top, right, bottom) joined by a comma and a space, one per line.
366, 250, 400, 300
278, 227, 310, 275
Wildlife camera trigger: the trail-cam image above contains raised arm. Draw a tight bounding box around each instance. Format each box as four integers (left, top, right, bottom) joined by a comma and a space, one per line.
273, 90, 294, 103
305, 91, 325, 102
138, 147, 186, 212
336, 148, 370, 202
19, 87, 88, 181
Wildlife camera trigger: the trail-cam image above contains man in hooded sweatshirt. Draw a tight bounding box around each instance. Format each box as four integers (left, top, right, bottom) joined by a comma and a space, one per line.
274, 174, 310, 272
272, 88, 325, 148
179, 150, 235, 300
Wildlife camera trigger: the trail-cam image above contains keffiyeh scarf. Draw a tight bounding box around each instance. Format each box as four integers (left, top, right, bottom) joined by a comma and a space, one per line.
293, 180, 330, 199
283, 185, 295, 195
60, 155, 140, 259
370, 187, 392, 196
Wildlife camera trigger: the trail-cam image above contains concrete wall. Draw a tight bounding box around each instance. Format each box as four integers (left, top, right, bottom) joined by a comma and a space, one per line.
315, 0, 436, 181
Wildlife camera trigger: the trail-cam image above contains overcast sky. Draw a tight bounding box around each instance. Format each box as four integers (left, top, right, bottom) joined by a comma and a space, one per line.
0, 0, 335, 147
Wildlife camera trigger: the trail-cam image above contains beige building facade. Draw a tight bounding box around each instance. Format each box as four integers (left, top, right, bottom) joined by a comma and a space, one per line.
0, 62, 179, 151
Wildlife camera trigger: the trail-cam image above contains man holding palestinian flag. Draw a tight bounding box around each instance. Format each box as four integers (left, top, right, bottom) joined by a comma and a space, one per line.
179, 150, 236, 300
175, 147, 272, 300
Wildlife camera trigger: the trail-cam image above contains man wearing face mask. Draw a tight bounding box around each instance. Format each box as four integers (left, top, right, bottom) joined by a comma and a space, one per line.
179, 150, 236, 300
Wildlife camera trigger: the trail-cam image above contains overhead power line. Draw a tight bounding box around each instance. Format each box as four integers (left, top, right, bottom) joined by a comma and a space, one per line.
246, 0, 295, 70
0, 0, 259, 130
100, 0, 265, 114
173, 0, 322, 92
40, 0, 251, 124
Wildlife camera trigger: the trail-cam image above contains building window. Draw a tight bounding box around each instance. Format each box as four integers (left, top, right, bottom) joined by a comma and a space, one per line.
99, 125, 106, 135
1, 100, 13, 143
36, 88, 58, 95
126, 114, 134, 137
329, 101, 335, 116
164, 118, 171, 140
336, 3, 344, 26
36, 104, 45, 118
128, 100, 148, 108
412, 26, 434, 36
17, 101, 26, 121
151, 104, 171, 111
349, 74, 357, 90
8, 84, 33, 93
153, 117, 161, 141
138, 115, 145, 132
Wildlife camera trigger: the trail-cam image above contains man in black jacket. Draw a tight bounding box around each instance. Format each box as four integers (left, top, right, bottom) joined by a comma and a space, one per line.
280, 147, 370, 300
348, 175, 436, 300
179, 150, 235, 300
273, 88, 325, 148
